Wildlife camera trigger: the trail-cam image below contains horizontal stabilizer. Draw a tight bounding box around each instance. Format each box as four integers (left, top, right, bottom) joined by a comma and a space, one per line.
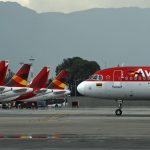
0, 87, 5, 92
13, 88, 27, 93
53, 91, 66, 95
34, 89, 47, 95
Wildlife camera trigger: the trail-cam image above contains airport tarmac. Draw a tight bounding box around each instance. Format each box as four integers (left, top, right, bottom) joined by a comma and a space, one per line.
0, 107, 150, 149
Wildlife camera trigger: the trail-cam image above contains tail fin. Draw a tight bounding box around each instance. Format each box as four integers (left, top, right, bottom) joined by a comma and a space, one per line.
48, 70, 69, 89
0, 60, 9, 86
29, 66, 50, 89
6, 64, 31, 87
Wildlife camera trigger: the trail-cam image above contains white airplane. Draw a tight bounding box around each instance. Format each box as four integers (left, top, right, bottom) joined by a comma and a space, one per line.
77, 66, 150, 116
12, 66, 50, 102
0, 64, 33, 102
16, 70, 71, 102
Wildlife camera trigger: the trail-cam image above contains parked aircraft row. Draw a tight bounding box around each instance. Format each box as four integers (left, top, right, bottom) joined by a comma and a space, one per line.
0, 60, 70, 104
77, 65, 150, 116
3, 59, 148, 115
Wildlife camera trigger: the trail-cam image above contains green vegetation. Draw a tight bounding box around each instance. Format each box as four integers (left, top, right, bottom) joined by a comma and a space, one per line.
55, 57, 100, 96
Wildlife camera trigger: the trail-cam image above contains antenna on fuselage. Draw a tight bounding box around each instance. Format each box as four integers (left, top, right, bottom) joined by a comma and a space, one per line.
121, 63, 125, 66
117, 63, 125, 67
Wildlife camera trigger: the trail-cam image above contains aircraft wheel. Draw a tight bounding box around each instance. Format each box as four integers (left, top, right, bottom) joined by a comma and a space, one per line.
55, 104, 58, 108
115, 109, 122, 116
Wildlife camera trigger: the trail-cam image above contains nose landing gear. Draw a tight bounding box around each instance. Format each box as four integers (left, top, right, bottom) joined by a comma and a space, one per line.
115, 100, 123, 116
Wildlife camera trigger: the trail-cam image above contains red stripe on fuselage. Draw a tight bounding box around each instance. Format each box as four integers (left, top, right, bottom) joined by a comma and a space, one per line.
88, 66, 150, 82
15, 92, 35, 101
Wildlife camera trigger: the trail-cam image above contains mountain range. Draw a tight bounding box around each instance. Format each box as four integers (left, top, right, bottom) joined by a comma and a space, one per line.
0, 2, 150, 76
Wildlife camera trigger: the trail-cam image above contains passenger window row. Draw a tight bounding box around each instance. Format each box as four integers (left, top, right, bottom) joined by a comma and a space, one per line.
124, 76, 149, 80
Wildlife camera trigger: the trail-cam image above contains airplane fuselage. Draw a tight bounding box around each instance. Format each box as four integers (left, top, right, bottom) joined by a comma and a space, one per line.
0, 86, 33, 102
17, 89, 71, 102
80, 81, 150, 100
77, 66, 150, 100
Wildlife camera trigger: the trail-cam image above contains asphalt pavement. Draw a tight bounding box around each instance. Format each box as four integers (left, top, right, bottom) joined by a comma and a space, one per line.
0, 106, 150, 149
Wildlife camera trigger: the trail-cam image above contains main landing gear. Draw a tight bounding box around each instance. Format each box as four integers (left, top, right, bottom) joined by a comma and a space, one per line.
115, 100, 123, 116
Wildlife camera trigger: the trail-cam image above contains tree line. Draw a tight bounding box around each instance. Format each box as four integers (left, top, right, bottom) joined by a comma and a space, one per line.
56, 57, 100, 96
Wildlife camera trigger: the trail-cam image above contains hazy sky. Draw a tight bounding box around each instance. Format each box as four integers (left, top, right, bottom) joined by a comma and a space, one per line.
1, 0, 150, 77
1, 0, 150, 13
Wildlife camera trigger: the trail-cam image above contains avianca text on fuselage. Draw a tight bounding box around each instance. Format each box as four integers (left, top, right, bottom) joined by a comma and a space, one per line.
77, 66, 150, 116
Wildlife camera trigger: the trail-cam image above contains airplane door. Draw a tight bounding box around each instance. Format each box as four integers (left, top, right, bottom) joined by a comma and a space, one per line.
113, 70, 122, 88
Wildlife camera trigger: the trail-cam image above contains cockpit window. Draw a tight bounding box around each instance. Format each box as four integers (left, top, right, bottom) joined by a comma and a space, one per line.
93, 75, 98, 80
89, 74, 103, 80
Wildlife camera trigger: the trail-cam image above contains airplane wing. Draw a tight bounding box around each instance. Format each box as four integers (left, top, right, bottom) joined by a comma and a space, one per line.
0, 87, 6, 93
0, 87, 12, 94
13, 88, 28, 93
34, 89, 48, 95
53, 91, 66, 95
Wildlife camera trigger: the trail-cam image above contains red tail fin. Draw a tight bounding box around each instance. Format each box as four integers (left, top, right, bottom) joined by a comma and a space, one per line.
48, 70, 69, 89
0, 60, 9, 86
6, 64, 31, 87
29, 67, 50, 89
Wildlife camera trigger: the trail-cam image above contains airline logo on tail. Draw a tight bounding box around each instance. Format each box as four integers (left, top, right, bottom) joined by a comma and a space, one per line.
48, 70, 69, 89
12, 75, 27, 86
6, 64, 31, 87
52, 79, 67, 89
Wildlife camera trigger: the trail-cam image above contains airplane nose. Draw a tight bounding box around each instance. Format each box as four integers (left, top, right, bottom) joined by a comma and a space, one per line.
77, 82, 85, 95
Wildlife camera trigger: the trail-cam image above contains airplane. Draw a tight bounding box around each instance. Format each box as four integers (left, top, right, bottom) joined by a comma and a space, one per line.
0, 64, 33, 101
11, 66, 50, 103
0, 60, 9, 86
15, 70, 71, 102
77, 66, 150, 116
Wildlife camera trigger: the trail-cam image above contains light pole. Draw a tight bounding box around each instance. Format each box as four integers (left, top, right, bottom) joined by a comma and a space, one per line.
74, 80, 79, 97
29, 56, 35, 82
